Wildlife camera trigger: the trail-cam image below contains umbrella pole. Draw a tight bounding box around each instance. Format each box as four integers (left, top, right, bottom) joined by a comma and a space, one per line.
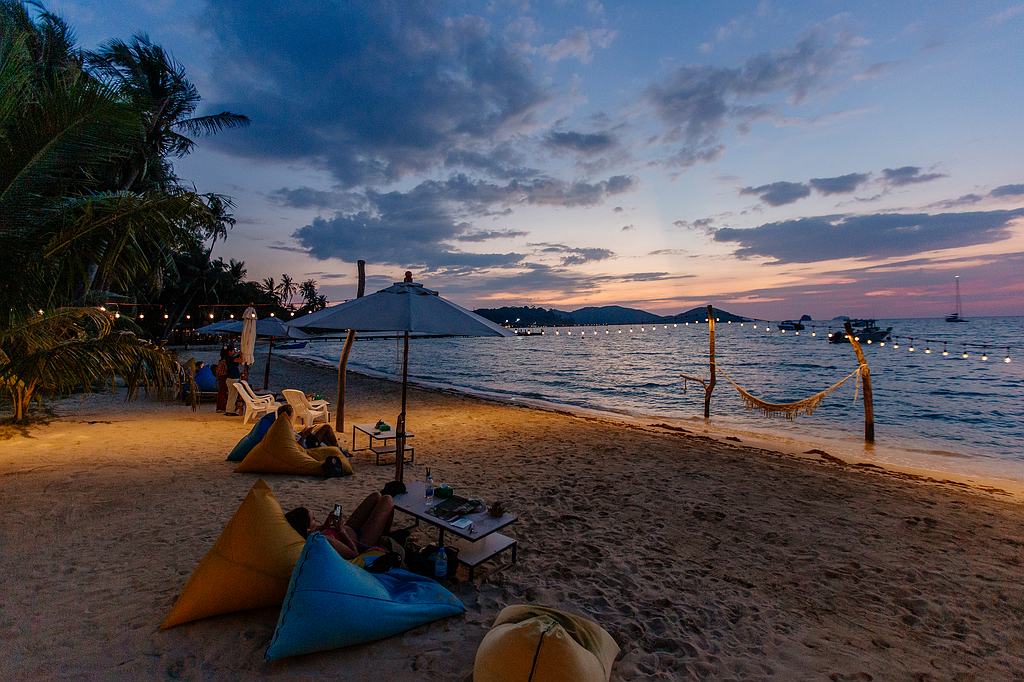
263, 337, 275, 391
336, 329, 356, 433
395, 331, 410, 483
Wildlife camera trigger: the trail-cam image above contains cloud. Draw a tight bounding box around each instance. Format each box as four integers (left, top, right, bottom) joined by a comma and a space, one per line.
713, 209, 1024, 263
539, 27, 617, 64
200, 1, 548, 187
456, 229, 530, 242
991, 183, 1024, 197
853, 60, 901, 81
270, 187, 363, 211
545, 130, 617, 155
740, 181, 812, 206
673, 217, 716, 233
648, 248, 689, 256
621, 224, 635, 232
646, 26, 860, 168
926, 193, 984, 210
809, 172, 871, 194
881, 166, 946, 186
443, 147, 539, 180
530, 242, 615, 266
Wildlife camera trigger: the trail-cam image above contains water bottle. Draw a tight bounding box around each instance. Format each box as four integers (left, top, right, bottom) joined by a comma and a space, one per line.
434, 545, 448, 578
425, 467, 434, 498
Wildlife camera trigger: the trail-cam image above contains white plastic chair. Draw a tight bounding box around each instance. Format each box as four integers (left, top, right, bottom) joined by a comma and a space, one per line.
238, 380, 275, 405
282, 389, 329, 428
238, 387, 281, 424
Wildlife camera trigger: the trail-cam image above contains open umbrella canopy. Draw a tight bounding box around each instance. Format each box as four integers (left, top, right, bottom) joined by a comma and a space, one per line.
197, 317, 308, 339
290, 280, 513, 483
291, 282, 512, 337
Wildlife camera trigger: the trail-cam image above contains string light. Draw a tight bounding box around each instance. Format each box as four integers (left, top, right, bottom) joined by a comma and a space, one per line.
981, 350, 989, 361
962, 348, 969, 359
163, 313, 169, 319
290, 311, 295, 316
209, 313, 215, 319
230, 314, 235, 319
185, 314, 190, 320
37, 309, 43, 315
114, 312, 121, 319
811, 331, 816, 336
270, 312, 276, 317
924, 345, 931, 354
139, 313, 144, 319
893, 341, 900, 349
99, 306, 106, 311
866, 339, 872, 344
942, 343, 948, 357
1005, 348, 1012, 363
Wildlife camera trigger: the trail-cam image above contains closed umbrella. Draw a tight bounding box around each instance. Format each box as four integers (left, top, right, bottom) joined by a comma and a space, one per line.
204, 316, 308, 389
240, 307, 257, 366
291, 279, 512, 482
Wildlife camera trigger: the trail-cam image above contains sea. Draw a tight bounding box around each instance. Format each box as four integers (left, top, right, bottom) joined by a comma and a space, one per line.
286, 316, 1024, 484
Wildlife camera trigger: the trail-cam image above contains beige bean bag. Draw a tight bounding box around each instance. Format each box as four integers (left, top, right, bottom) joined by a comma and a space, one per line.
474, 605, 619, 682
235, 413, 351, 476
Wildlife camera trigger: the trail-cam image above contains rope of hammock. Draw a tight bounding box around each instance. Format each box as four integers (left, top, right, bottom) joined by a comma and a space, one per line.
709, 363, 865, 420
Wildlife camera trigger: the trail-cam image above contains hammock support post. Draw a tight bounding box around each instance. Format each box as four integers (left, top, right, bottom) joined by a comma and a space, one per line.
843, 321, 875, 444
335, 329, 356, 433
705, 304, 716, 418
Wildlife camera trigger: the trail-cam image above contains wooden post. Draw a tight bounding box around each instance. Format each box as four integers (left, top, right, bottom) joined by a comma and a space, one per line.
395, 331, 410, 483
704, 304, 716, 418
262, 337, 275, 390
336, 329, 356, 432
357, 260, 366, 298
843, 321, 875, 443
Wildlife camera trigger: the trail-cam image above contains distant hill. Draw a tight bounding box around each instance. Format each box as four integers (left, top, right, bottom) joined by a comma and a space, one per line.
474, 304, 752, 326
568, 305, 663, 325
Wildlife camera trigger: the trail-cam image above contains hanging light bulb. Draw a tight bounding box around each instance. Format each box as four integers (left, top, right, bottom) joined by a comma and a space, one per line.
879, 341, 884, 346
163, 313, 169, 319
924, 345, 932, 354
230, 313, 235, 319
673, 324, 677, 328
290, 311, 295, 316
854, 336, 860, 342
114, 312, 121, 319
865, 338, 871, 344
716, 317, 720, 322
617, 329, 621, 333
962, 349, 969, 359
1005, 348, 1012, 363
37, 309, 44, 315
893, 341, 900, 349
555, 330, 560, 335
99, 306, 106, 311
568, 331, 572, 335
641, 327, 645, 332
981, 350, 989, 361
209, 313, 214, 319
811, 331, 816, 337
942, 343, 949, 357
185, 314, 190, 320
780, 329, 786, 334
139, 313, 144, 319
270, 312, 275, 317
795, 331, 800, 335
629, 328, 633, 333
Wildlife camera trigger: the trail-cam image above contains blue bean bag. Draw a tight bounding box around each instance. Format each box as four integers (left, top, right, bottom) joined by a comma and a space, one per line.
226, 412, 275, 462
265, 533, 465, 661
194, 365, 218, 392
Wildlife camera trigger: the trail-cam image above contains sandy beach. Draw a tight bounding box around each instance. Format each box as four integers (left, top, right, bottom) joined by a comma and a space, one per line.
2, 352, 1023, 681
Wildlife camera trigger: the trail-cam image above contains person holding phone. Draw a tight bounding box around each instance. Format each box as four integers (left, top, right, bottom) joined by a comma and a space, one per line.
285, 492, 395, 560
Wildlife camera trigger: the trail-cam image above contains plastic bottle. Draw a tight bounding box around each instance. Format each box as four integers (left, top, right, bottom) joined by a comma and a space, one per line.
434, 545, 448, 578
425, 467, 434, 498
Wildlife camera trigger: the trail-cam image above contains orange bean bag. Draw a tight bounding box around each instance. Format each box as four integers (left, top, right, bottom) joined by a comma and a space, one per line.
234, 413, 352, 476
473, 605, 619, 682
161, 479, 305, 629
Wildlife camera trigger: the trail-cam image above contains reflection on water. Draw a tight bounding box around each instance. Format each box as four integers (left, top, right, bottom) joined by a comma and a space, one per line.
290, 316, 1024, 479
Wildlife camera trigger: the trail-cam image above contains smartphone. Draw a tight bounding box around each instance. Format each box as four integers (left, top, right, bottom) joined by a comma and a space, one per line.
332, 503, 342, 518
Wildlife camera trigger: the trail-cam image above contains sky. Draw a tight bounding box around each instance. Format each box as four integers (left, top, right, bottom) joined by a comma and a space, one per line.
52, 0, 1024, 319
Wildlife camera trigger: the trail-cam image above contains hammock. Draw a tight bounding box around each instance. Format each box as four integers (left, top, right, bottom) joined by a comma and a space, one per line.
713, 364, 864, 420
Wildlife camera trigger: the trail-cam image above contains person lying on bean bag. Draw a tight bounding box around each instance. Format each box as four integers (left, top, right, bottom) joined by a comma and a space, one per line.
235, 405, 352, 477
285, 492, 394, 560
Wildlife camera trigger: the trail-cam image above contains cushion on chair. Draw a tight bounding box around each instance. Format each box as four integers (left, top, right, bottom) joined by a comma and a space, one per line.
235, 415, 350, 476
161, 479, 305, 629
473, 604, 619, 682
265, 533, 465, 660
226, 412, 276, 462
194, 365, 218, 392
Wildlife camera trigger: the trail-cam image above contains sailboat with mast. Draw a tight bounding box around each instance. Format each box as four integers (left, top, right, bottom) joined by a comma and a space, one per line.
945, 275, 967, 323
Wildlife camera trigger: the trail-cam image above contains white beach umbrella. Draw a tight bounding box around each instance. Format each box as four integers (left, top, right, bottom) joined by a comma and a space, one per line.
291, 279, 513, 482
240, 307, 257, 366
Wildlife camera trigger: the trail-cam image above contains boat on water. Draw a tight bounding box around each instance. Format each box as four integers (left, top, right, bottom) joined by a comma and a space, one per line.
275, 340, 309, 350
828, 319, 892, 344
946, 275, 967, 323
777, 320, 805, 331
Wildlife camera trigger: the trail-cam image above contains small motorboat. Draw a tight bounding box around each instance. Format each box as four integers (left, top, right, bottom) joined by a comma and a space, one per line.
828, 319, 892, 344
778, 320, 805, 331
275, 340, 309, 350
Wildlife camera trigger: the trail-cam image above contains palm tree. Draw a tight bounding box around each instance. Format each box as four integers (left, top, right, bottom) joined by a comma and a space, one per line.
261, 276, 279, 304
278, 273, 296, 308
86, 34, 250, 191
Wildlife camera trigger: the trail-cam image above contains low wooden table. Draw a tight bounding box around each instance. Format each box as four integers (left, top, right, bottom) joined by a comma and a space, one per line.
351, 423, 415, 466
393, 482, 518, 580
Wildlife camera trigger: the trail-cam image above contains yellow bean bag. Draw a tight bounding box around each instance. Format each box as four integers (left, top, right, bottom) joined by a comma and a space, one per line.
161, 479, 305, 629
474, 605, 619, 682
234, 413, 351, 476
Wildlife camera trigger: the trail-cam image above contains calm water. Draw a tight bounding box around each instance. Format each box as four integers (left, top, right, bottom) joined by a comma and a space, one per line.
288, 316, 1024, 481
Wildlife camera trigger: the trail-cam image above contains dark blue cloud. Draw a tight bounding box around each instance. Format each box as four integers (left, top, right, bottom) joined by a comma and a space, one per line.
991, 183, 1024, 197
646, 27, 858, 168
530, 242, 615, 265
809, 172, 871, 195
200, 1, 547, 187
713, 209, 1024, 263
881, 166, 946, 186
546, 130, 617, 155
740, 181, 811, 206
